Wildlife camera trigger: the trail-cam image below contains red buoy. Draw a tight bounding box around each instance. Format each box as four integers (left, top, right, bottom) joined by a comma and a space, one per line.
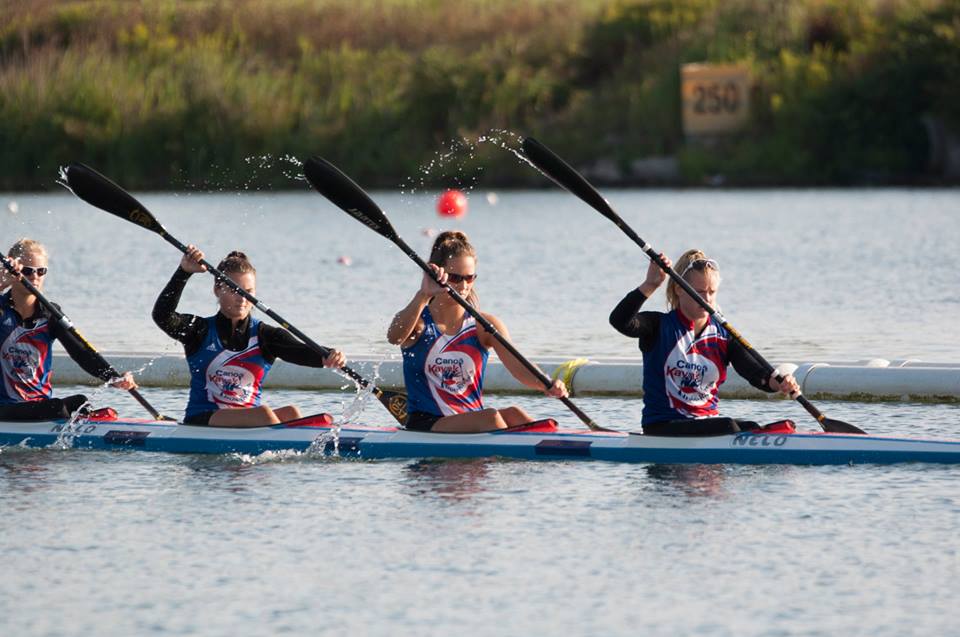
437, 189, 467, 218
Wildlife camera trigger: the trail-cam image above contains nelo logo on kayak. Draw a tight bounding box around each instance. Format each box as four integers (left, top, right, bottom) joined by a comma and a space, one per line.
732, 433, 788, 447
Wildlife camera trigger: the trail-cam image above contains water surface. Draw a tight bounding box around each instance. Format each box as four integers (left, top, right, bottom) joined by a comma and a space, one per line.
2, 188, 958, 636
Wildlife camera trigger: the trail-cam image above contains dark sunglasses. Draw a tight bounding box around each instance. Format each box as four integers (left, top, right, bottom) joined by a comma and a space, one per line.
446, 272, 477, 284
20, 266, 48, 277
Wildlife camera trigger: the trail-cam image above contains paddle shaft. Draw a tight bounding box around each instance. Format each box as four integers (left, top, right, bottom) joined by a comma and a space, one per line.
388, 235, 603, 430
0, 255, 168, 420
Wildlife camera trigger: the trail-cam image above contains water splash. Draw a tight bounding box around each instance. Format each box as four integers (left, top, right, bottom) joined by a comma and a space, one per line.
398, 129, 536, 204
306, 426, 341, 457
244, 153, 305, 183
50, 397, 95, 450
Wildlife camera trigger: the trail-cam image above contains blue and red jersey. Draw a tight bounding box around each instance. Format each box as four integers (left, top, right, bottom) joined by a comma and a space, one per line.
185, 315, 272, 418
0, 292, 54, 404
402, 306, 489, 417
641, 309, 730, 424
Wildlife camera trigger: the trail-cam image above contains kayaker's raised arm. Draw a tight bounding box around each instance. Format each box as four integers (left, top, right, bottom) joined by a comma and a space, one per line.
386, 264, 447, 346
152, 245, 207, 345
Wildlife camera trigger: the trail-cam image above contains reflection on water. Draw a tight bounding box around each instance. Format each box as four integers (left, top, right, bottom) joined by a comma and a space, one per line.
402, 458, 493, 501
641, 463, 795, 500
0, 451, 54, 497
644, 464, 732, 499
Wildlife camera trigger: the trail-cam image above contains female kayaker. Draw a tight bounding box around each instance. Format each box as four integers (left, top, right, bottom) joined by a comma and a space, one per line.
609, 249, 800, 436
153, 247, 345, 427
387, 231, 567, 432
0, 238, 137, 421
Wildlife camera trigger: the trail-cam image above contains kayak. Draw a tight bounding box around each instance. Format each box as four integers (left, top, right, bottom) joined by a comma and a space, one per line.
1, 414, 959, 465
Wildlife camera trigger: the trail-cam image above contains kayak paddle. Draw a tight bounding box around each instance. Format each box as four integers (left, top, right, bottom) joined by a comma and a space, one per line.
0, 254, 172, 421
62, 163, 409, 426
303, 156, 611, 432
520, 137, 865, 435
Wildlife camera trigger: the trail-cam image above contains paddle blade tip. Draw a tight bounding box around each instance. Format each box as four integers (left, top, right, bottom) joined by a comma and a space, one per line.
821, 418, 867, 435
60, 163, 162, 232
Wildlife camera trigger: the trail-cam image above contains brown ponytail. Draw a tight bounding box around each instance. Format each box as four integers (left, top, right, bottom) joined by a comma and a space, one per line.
217, 251, 255, 275
429, 231, 479, 307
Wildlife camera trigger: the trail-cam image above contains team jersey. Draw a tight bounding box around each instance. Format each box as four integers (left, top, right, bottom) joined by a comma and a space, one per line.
641, 308, 731, 424
185, 315, 273, 418
0, 292, 54, 404
402, 306, 489, 417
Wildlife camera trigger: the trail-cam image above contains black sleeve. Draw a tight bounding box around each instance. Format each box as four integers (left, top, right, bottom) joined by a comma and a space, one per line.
47, 310, 118, 382
152, 268, 206, 352
258, 323, 328, 367
609, 288, 661, 352
728, 340, 776, 393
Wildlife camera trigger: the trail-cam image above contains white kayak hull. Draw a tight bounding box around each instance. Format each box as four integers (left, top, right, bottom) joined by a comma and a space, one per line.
1, 417, 960, 465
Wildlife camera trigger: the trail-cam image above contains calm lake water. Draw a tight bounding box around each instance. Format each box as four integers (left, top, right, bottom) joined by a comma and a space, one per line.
2, 188, 959, 636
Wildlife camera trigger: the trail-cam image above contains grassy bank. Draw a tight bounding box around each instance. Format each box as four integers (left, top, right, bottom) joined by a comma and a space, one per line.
1, 0, 958, 189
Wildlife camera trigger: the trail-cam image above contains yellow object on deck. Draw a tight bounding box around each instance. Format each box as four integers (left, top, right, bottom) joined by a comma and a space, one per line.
551, 358, 590, 396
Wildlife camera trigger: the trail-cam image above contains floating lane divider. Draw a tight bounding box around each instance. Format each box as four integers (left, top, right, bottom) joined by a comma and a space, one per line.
48, 354, 960, 402
61, 163, 409, 426
302, 156, 612, 432
520, 137, 866, 435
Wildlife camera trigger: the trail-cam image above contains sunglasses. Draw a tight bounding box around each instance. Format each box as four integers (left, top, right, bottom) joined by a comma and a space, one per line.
20, 266, 48, 277
679, 258, 718, 279
446, 272, 477, 284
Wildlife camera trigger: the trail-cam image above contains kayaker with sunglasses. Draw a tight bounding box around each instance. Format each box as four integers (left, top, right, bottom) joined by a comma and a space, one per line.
0, 238, 138, 421
388, 230, 567, 432
610, 249, 800, 436
153, 247, 345, 427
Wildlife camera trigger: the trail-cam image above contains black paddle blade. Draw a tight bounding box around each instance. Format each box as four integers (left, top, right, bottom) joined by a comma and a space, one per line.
63, 163, 165, 234
521, 137, 618, 222
303, 157, 397, 240
820, 417, 866, 435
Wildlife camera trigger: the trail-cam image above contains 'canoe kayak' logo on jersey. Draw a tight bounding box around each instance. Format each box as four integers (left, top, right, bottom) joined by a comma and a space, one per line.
207, 366, 255, 405
1, 342, 40, 378
664, 343, 720, 408
427, 354, 477, 396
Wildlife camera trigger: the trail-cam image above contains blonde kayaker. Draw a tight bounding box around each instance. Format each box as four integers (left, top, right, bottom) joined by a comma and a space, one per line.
610, 249, 800, 435
0, 238, 137, 421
